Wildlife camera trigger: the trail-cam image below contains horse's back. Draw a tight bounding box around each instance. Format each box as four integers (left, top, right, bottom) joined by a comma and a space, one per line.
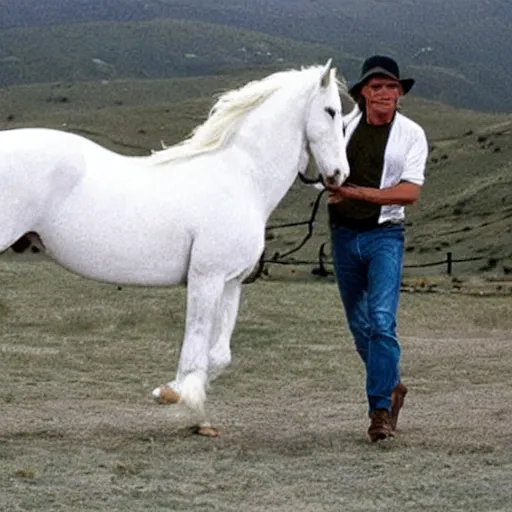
1, 126, 98, 152
0, 128, 123, 250
0, 126, 128, 200
0, 127, 110, 180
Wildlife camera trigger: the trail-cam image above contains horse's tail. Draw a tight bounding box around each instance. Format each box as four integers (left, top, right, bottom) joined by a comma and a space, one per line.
180, 371, 207, 419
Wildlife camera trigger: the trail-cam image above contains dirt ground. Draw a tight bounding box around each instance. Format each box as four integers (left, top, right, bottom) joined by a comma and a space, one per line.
1, 260, 512, 511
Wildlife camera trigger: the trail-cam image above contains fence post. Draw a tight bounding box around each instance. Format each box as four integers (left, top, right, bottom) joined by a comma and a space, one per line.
313, 242, 329, 277
446, 252, 452, 276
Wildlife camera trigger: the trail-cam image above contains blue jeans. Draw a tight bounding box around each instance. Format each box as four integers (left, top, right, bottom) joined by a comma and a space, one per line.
331, 223, 404, 413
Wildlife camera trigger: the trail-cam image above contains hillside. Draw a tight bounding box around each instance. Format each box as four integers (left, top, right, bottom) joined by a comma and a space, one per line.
1, 0, 511, 112
1, 71, 511, 275
0, 18, 352, 87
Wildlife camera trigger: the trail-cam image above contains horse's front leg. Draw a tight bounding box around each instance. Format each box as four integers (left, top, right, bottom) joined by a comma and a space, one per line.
153, 275, 225, 433
207, 279, 242, 385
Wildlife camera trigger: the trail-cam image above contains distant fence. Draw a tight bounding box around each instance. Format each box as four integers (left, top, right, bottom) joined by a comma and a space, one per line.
403, 253, 488, 276
248, 189, 497, 282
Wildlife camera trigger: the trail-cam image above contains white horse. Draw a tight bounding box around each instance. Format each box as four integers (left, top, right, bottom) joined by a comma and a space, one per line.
0, 60, 349, 434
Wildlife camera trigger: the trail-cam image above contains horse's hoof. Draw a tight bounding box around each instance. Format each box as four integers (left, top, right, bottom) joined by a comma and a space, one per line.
152, 385, 181, 405
195, 425, 219, 437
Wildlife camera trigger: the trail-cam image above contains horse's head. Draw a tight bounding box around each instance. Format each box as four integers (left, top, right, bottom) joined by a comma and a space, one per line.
305, 59, 350, 187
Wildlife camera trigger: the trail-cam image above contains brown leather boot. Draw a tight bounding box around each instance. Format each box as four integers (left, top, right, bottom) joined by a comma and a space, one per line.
368, 409, 395, 442
390, 383, 408, 431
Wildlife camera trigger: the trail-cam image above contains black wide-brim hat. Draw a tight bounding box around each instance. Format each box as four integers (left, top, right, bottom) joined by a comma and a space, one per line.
349, 55, 415, 99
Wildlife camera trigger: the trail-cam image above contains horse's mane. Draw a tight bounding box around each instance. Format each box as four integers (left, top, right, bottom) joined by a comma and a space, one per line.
149, 66, 345, 165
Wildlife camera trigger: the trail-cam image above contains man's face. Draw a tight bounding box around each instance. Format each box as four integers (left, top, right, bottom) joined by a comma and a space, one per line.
361, 76, 403, 116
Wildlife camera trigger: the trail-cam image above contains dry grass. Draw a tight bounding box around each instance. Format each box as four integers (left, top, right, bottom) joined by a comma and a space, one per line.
1, 259, 512, 511
0, 63, 511, 511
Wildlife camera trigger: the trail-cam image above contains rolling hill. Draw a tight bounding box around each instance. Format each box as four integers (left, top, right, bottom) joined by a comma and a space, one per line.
0, 18, 354, 86
1, 0, 511, 112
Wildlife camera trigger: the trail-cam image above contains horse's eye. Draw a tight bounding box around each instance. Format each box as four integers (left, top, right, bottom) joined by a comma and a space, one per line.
325, 107, 336, 119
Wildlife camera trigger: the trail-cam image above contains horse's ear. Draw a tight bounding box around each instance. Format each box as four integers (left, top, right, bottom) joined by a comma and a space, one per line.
320, 58, 333, 88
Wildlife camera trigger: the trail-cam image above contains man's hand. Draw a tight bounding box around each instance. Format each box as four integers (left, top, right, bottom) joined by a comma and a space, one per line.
326, 184, 360, 204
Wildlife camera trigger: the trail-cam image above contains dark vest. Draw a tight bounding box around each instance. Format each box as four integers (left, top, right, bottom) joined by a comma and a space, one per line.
329, 116, 392, 229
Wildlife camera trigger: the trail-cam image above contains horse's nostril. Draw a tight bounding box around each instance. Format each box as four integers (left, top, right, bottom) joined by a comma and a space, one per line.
325, 170, 341, 185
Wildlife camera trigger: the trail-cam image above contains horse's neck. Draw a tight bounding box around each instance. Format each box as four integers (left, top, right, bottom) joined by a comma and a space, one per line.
232, 89, 309, 219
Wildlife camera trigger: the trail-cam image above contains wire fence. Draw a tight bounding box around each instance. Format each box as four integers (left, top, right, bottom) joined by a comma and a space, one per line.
248, 189, 498, 282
